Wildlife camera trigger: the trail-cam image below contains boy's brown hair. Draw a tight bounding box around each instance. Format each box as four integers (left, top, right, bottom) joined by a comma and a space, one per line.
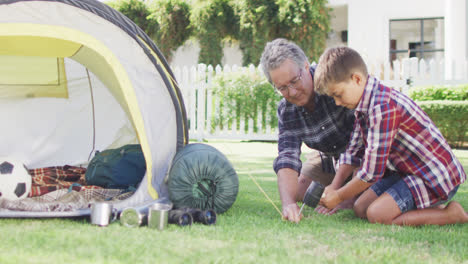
314, 46, 368, 95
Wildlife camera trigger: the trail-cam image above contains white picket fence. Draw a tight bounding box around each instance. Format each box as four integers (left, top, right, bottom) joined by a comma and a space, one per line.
173, 58, 468, 141
371, 58, 468, 92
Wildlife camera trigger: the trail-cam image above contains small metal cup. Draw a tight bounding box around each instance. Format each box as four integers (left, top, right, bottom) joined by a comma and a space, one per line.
120, 207, 146, 228
90, 202, 117, 227
148, 203, 172, 230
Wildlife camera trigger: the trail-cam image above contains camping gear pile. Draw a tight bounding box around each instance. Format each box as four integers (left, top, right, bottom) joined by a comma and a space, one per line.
0, 0, 238, 223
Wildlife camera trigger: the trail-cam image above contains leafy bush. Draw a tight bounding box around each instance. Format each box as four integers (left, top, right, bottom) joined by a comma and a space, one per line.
235, 0, 330, 66
408, 85, 468, 101
107, 0, 330, 67
417, 101, 468, 148
148, 0, 192, 61
276, 0, 330, 64
210, 69, 281, 133
190, 0, 239, 66
108, 0, 159, 37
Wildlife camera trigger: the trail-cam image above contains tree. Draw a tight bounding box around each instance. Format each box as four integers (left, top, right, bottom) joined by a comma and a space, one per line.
148, 0, 192, 61
236, 0, 330, 65
106, 0, 330, 66
190, 0, 238, 66
108, 0, 159, 37
277, 0, 330, 63
234, 0, 280, 66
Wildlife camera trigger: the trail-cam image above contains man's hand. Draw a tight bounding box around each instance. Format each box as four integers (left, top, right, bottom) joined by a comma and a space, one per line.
282, 203, 303, 223
314, 205, 339, 215
320, 186, 343, 209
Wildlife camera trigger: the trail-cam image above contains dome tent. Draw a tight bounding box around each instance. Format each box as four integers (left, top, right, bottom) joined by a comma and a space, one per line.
0, 0, 189, 217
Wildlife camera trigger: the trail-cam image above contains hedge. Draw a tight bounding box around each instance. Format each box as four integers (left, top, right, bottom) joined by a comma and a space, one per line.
210, 69, 281, 133
416, 101, 468, 148
408, 85, 468, 101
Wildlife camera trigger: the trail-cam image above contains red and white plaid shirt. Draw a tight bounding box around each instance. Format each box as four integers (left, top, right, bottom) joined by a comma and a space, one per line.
340, 76, 466, 209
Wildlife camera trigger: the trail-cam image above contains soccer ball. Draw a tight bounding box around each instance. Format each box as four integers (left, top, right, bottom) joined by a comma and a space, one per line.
0, 158, 32, 200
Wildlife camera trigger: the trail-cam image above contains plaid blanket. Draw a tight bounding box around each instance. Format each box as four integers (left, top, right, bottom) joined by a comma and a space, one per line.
28, 165, 102, 197
0, 165, 135, 212
0, 188, 134, 212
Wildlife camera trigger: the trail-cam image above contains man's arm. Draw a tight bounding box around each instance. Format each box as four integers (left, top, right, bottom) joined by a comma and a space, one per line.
277, 168, 302, 223
274, 101, 304, 222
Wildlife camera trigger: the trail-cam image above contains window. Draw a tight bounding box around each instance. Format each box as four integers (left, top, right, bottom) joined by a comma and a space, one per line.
0, 56, 68, 98
389, 17, 444, 62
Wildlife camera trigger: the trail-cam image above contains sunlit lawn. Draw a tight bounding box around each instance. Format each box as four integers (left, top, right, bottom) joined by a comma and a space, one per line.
0, 140, 467, 264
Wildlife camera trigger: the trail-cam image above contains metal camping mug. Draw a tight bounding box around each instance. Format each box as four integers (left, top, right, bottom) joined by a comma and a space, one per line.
120, 199, 173, 228
90, 202, 118, 227
120, 207, 146, 228
148, 203, 172, 230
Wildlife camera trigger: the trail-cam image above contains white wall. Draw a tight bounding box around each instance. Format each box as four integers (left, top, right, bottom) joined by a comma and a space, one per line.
170, 39, 243, 68
347, 0, 445, 64
445, 0, 467, 79
326, 5, 348, 48
170, 39, 199, 68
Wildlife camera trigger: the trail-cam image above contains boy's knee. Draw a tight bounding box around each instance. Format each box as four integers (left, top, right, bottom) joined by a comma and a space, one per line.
353, 200, 367, 219
366, 203, 392, 224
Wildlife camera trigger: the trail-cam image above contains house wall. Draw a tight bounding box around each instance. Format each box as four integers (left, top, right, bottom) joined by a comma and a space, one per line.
347, 0, 445, 64
326, 4, 348, 48
445, 0, 467, 78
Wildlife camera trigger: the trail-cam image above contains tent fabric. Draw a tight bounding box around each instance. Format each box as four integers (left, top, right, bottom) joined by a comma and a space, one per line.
167, 144, 239, 214
0, 0, 188, 216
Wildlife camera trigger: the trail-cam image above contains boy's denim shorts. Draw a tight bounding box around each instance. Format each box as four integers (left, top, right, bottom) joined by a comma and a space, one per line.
370, 172, 459, 213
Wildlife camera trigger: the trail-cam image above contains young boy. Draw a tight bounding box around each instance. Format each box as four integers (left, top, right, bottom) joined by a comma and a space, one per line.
315, 46, 468, 226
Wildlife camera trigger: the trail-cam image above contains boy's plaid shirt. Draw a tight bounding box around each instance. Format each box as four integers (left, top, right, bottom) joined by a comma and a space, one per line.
340, 76, 466, 209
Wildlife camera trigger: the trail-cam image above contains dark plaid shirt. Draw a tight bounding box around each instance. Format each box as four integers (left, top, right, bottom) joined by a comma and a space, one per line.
273, 65, 355, 174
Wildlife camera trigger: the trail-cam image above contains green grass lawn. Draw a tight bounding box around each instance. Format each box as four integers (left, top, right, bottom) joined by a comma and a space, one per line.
1, 141, 467, 264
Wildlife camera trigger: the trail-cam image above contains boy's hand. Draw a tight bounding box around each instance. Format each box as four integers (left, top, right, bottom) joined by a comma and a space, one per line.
320, 186, 343, 209
314, 205, 340, 215
282, 203, 303, 223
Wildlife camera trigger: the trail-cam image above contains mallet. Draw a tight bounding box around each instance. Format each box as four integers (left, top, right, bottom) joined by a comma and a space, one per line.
298, 181, 325, 216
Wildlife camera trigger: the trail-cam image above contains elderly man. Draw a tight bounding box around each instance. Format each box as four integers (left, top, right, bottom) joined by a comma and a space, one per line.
260, 38, 355, 222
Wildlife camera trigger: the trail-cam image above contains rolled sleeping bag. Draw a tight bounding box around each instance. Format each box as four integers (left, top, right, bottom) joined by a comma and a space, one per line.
167, 143, 238, 213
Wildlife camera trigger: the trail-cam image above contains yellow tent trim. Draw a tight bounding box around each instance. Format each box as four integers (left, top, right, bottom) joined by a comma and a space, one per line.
138, 37, 188, 194
0, 23, 158, 199
0, 36, 81, 57
138, 36, 188, 144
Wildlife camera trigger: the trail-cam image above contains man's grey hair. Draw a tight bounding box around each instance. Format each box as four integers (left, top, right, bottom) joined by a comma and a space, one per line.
260, 38, 309, 84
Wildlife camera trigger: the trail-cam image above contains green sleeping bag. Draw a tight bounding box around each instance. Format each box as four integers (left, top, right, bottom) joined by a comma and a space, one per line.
167, 143, 239, 213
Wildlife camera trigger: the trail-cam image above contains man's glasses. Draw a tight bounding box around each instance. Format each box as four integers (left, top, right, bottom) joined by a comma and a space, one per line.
274, 69, 303, 94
